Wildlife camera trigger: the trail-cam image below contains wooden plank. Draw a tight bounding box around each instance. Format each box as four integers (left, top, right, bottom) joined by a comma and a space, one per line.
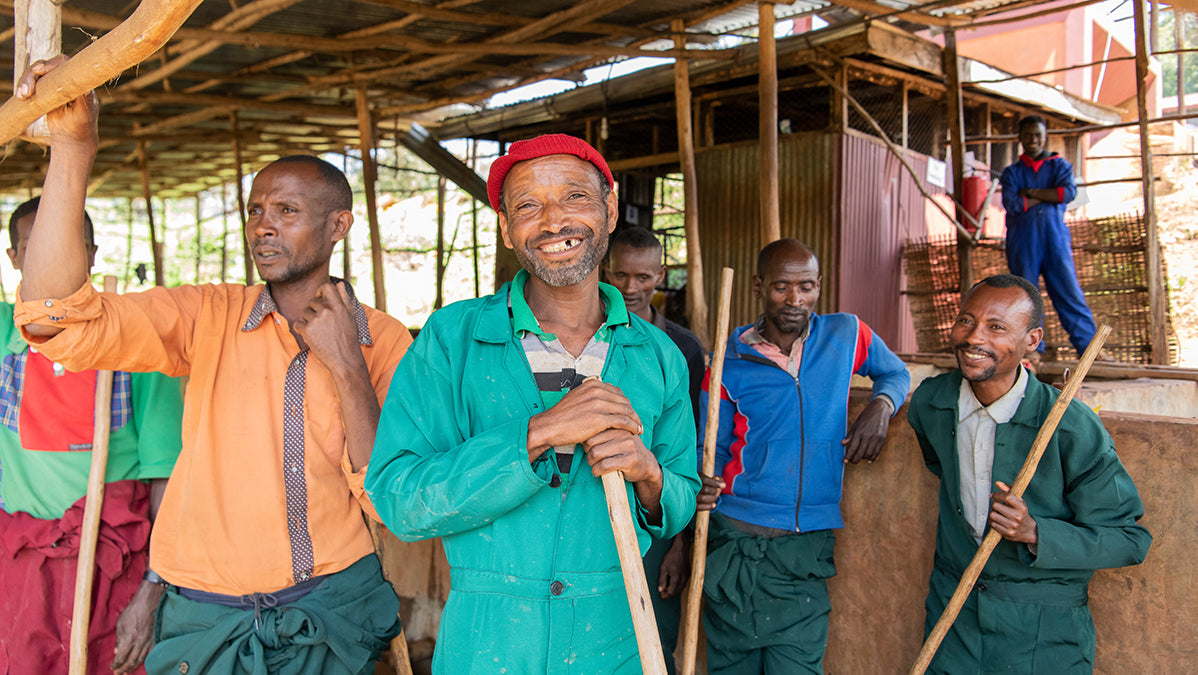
356, 88, 386, 312
759, 2, 780, 245
673, 18, 710, 348
12, 0, 60, 141
1134, 0, 1169, 365
435, 174, 445, 310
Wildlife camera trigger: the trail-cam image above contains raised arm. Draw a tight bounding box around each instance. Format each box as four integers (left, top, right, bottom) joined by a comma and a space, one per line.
15, 57, 98, 334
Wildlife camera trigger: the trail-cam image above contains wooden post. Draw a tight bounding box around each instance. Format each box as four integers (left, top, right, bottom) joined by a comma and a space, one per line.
1134, 0, 1169, 364
123, 198, 134, 292
1151, 0, 1160, 53
195, 194, 202, 283
1176, 9, 1187, 115
672, 18, 710, 347
342, 153, 353, 284
13, 0, 60, 142
435, 174, 446, 310
759, 1, 780, 245
944, 29, 973, 294
68, 275, 119, 675
356, 88, 387, 312
471, 138, 481, 298
137, 140, 166, 287
219, 182, 228, 282
229, 113, 252, 285
901, 81, 909, 149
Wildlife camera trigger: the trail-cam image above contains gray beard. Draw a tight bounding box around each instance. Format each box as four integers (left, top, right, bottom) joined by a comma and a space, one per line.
516, 230, 609, 288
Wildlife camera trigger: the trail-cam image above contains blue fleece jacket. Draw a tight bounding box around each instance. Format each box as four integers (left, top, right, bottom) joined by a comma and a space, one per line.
699, 313, 910, 532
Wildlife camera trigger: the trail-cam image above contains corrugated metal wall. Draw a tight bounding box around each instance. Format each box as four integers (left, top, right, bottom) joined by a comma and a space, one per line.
695, 132, 839, 340
837, 132, 932, 353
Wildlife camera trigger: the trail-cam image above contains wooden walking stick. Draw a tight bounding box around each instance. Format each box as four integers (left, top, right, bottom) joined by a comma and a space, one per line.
69, 275, 119, 675
601, 469, 668, 675
909, 324, 1112, 675
679, 267, 735, 675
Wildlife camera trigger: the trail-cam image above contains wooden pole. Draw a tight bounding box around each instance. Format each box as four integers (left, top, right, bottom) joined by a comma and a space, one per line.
1176, 9, 1187, 115
229, 113, 252, 285
909, 325, 1113, 675
220, 182, 228, 282
944, 29, 973, 294
137, 140, 165, 287
12, 0, 60, 142
672, 18, 710, 348
601, 469, 668, 675
678, 268, 735, 675
356, 88, 387, 311
123, 198, 134, 292
195, 194, 202, 283
341, 153, 352, 284
471, 138, 481, 298
759, 2, 780, 245
68, 275, 119, 675
1134, 0, 1169, 365
435, 174, 446, 310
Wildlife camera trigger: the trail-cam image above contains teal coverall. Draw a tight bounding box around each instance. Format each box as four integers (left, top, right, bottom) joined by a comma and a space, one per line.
367, 275, 699, 674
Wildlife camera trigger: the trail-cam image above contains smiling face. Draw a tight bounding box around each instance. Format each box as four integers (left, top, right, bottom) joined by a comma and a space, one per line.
497, 154, 617, 288
607, 243, 664, 320
754, 246, 821, 342
1018, 121, 1047, 159
951, 283, 1043, 405
245, 162, 349, 286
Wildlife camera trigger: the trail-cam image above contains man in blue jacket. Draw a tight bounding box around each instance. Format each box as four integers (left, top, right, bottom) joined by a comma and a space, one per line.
999, 114, 1098, 358
695, 238, 909, 674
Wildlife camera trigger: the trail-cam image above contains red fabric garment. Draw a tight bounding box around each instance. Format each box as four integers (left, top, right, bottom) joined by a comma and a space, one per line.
0, 480, 151, 674
18, 351, 97, 452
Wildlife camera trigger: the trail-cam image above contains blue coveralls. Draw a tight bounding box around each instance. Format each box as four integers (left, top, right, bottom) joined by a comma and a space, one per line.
999, 154, 1097, 354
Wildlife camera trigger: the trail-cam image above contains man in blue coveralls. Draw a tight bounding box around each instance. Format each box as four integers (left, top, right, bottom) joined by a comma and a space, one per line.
999, 114, 1101, 360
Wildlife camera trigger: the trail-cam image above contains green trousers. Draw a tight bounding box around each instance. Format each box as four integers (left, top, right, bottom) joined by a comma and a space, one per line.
147, 554, 401, 675
702, 513, 836, 675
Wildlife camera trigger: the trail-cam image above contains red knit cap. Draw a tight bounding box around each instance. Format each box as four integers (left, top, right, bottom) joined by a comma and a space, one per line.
487, 134, 614, 213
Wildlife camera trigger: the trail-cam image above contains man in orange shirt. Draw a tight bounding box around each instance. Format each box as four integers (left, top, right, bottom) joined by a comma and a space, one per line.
13, 57, 410, 674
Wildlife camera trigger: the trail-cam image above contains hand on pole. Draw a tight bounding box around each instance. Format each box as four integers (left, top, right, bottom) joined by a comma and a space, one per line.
16, 56, 98, 151
526, 379, 642, 463
988, 480, 1038, 545
695, 474, 724, 512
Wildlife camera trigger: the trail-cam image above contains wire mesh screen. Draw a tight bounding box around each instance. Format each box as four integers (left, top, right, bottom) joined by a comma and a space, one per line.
902, 212, 1178, 364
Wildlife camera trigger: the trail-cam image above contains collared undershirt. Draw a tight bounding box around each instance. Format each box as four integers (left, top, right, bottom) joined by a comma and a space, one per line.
956, 366, 1029, 544
509, 270, 627, 475
740, 315, 808, 378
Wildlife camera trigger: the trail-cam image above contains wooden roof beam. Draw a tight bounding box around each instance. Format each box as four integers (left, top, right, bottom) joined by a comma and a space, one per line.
824, 0, 967, 27
96, 89, 357, 119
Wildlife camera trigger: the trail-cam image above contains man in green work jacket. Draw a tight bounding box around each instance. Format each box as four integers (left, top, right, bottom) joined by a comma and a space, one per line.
366, 134, 700, 673
907, 274, 1151, 674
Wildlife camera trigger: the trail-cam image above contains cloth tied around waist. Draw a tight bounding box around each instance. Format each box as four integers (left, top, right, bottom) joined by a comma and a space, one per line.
704, 512, 836, 612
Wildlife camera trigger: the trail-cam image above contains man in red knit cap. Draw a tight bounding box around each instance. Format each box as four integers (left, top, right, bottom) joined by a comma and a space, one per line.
367, 134, 699, 672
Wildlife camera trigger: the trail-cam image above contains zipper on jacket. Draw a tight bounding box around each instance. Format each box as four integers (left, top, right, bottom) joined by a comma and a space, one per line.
794, 349, 805, 533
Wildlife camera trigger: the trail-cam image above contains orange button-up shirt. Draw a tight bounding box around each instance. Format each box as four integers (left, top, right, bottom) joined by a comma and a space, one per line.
15, 280, 411, 595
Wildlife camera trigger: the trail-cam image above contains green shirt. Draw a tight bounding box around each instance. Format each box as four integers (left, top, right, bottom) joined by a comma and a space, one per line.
0, 303, 184, 519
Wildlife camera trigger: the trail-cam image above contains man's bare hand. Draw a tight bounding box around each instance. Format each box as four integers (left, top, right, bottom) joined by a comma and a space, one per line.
17, 56, 99, 149
989, 480, 1038, 545
293, 281, 363, 375
582, 428, 659, 484
842, 396, 893, 464
526, 379, 642, 462
657, 535, 691, 599
696, 474, 724, 512
110, 580, 164, 673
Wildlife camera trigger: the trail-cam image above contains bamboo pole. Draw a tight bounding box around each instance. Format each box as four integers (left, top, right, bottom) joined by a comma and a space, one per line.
195, 194, 202, 283
356, 87, 386, 312
759, 2, 780, 246
68, 275, 119, 675
230, 113, 252, 285
678, 267, 735, 675
1133, 0, 1169, 365
601, 470, 667, 675
944, 29, 973, 293
220, 182, 228, 282
470, 138, 481, 299
672, 18, 710, 348
137, 141, 166, 287
909, 325, 1112, 675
